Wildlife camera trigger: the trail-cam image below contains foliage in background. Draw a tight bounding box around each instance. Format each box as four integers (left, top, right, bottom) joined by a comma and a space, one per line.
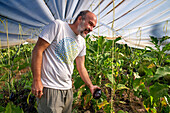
0, 44, 37, 113
0, 36, 169, 113
72, 35, 170, 113
133, 36, 170, 113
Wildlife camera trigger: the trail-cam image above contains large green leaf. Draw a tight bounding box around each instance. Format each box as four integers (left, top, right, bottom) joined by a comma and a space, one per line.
97, 100, 109, 109
74, 76, 84, 90
13, 57, 24, 63
143, 52, 155, 58
117, 110, 125, 113
162, 43, 170, 52
0, 72, 8, 81
99, 53, 110, 66
106, 74, 116, 85
160, 36, 170, 44
18, 62, 30, 70
0, 94, 3, 99
154, 66, 170, 80
0, 106, 5, 112
105, 40, 113, 52
145, 46, 154, 51
105, 83, 112, 89
114, 37, 121, 43
0, 64, 10, 68
133, 78, 142, 91
87, 45, 97, 54
116, 84, 129, 91
98, 36, 105, 48
150, 36, 158, 46
5, 102, 23, 113
149, 82, 169, 100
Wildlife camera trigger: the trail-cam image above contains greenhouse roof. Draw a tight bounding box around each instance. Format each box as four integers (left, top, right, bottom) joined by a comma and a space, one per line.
0, 0, 170, 51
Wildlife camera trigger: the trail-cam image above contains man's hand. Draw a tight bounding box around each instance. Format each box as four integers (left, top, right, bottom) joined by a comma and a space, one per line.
31, 80, 43, 98
31, 38, 49, 98
89, 85, 101, 95
76, 56, 101, 95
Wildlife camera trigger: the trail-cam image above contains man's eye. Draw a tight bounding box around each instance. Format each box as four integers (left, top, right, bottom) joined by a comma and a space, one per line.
89, 22, 93, 26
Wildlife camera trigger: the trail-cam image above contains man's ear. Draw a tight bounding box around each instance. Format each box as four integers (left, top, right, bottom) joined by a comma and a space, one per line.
77, 16, 82, 23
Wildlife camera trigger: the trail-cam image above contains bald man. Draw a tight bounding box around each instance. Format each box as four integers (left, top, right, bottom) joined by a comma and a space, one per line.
31, 10, 100, 113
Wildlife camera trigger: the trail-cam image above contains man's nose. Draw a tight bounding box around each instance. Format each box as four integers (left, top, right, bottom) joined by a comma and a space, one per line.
89, 26, 93, 31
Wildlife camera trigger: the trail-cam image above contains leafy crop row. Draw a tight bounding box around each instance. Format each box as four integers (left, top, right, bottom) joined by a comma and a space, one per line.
0, 36, 169, 113
72, 35, 170, 113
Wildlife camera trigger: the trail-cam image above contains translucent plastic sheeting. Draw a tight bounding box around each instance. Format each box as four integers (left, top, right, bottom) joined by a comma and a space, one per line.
0, 0, 169, 53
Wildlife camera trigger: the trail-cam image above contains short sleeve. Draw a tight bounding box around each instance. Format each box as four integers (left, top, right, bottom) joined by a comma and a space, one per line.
78, 39, 86, 56
39, 20, 59, 44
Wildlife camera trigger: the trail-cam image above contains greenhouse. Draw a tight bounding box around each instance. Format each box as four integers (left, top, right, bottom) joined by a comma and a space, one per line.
0, 0, 170, 113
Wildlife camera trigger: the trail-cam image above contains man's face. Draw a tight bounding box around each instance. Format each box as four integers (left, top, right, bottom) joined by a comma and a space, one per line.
77, 13, 97, 38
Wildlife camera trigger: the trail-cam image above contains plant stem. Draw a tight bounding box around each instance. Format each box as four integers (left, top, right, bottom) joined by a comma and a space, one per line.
5, 20, 11, 95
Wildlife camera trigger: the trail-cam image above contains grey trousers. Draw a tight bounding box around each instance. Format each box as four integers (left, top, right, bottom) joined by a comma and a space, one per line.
37, 87, 73, 113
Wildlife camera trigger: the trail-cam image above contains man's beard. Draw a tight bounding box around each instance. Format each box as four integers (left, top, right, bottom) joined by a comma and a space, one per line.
80, 31, 86, 38
77, 20, 89, 38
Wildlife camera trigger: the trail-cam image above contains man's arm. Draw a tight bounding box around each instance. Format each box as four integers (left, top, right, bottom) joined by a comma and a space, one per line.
31, 38, 50, 98
75, 56, 100, 95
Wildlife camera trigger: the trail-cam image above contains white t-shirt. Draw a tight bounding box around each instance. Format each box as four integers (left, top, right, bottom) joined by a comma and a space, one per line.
39, 19, 86, 90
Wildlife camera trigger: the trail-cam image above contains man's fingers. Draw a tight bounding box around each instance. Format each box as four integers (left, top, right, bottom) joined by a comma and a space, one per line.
33, 90, 43, 98
38, 91, 43, 98
31, 81, 43, 98
38, 90, 43, 96
31, 89, 36, 95
31, 88, 43, 98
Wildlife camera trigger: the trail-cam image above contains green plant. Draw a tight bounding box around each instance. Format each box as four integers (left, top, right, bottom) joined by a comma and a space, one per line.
133, 36, 170, 113
145, 36, 170, 66
0, 44, 37, 112
73, 36, 132, 113
73, 35, 114, 112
